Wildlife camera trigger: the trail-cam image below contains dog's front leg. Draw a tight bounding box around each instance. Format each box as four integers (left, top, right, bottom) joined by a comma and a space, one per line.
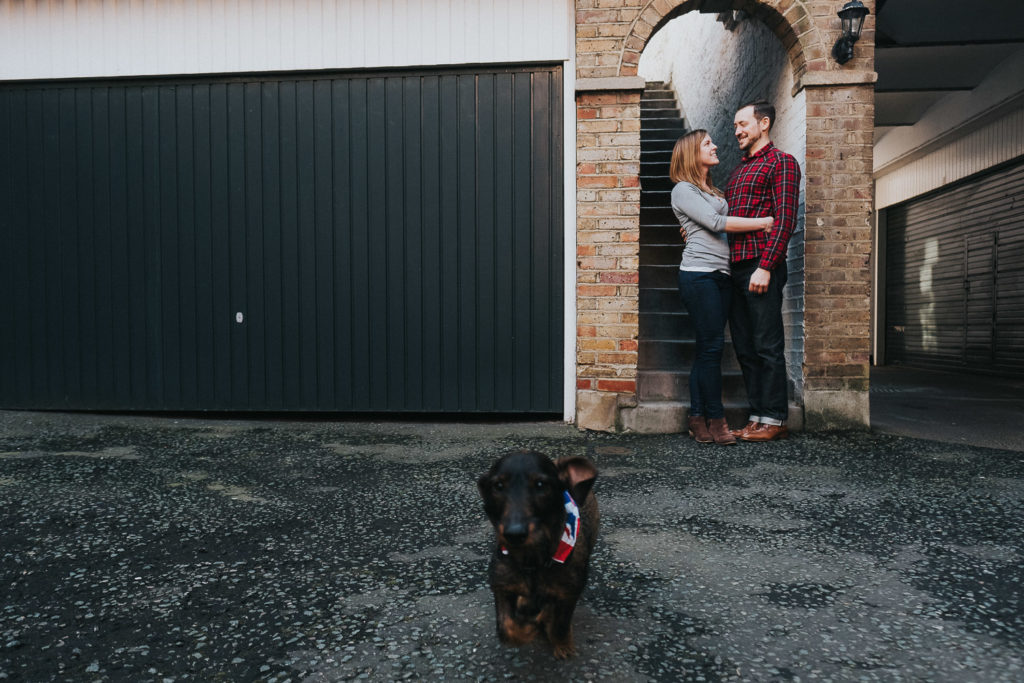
495, 591, 536, 646
546, 599, 579, 659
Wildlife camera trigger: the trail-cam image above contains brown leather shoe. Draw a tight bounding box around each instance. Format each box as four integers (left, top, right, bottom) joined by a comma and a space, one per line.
730, 421, 759, 438
707, 418, 737, 445
741, 423, 789, 442
688, 416, 713, 443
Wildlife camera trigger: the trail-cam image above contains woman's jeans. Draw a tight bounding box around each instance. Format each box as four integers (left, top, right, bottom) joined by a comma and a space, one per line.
677, 269, 732, 419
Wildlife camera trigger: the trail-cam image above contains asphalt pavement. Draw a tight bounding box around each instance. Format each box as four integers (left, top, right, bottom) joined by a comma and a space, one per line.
2, 406, 1023, 682
870, 365, 1024, 453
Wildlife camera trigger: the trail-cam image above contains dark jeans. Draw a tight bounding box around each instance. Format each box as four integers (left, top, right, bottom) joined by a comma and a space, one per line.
729, 259, 788, 422
677, 269, 732, 419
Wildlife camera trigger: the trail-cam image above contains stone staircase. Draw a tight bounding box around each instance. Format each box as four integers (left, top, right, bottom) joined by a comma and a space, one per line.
621, 80, 748, 433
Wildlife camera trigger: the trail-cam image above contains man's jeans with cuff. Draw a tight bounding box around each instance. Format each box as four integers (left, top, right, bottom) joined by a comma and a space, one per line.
729, 259, 789, 424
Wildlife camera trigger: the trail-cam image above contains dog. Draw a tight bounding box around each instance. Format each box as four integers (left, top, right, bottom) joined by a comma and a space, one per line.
477, 451, 599, 659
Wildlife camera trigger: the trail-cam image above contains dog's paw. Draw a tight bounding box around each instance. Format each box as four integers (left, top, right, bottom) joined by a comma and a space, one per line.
552, 641, 577, 659
498, 618, 537, 646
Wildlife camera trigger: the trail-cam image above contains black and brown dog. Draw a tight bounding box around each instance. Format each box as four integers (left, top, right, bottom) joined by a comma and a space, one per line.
477, 451, 599, 659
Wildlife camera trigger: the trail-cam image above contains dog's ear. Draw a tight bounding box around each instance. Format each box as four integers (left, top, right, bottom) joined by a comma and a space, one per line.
556, 456, 597, 503
478, 470, 495, 501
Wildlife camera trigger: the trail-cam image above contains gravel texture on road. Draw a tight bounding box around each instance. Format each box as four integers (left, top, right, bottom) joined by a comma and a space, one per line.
1, 411, 1023, 681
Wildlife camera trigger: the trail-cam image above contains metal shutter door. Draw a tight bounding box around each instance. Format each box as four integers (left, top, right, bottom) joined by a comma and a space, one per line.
0, 65, 564, 412
884, 157, 1024, 377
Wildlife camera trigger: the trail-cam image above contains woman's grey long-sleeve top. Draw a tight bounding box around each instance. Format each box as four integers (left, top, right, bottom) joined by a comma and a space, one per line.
670, 181, 730, 273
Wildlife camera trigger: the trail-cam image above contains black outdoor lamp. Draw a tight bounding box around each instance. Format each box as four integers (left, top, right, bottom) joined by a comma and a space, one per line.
831, 0, 870, 65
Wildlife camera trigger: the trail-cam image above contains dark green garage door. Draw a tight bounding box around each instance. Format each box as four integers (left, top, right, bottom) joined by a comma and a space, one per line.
0, 65, 563, 412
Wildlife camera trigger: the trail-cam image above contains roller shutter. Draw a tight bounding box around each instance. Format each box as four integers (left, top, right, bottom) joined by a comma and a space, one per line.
884, 157, 1024, 377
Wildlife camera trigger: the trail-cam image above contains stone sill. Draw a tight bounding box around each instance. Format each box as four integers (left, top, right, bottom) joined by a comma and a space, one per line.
576, 76, 647, 93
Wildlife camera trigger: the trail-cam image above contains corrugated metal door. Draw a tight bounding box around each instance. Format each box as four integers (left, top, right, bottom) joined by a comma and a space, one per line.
0, 65, 564, 412
884, 157, 1024, 377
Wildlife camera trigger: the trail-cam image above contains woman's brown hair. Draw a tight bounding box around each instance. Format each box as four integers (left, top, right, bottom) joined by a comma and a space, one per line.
669, 129, 721, 196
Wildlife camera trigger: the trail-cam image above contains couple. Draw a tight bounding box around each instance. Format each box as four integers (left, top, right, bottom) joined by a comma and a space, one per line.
670, 100, 800, 445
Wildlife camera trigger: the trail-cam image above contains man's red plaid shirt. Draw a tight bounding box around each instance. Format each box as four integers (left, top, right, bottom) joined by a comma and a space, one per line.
724, 142, 801, 271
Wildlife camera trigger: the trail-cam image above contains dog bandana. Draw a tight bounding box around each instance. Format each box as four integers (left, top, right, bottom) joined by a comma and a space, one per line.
499, 490, 580, 563
551, 491, 580, 564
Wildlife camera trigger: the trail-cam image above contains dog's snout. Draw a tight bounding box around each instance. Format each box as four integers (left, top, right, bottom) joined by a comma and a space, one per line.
503, 521, 529, 545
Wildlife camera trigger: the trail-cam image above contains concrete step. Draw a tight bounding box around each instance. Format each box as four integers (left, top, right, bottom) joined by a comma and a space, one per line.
641, 150, 673, 166
638, 369, 747, 401
641, 160, 671, 173
642, 107, 685, 120
640, 242, 683, 266
641, 126, 686, 142
624, 396, 804, 435
619, 400, 751, 434
640, 117, 686, 129
640, 311, 688, 338
641, 98, 678, 112
640, 224, 683, 243
639, 263, 682, 288
641, 175, 675, 192
640, 287, 682, 311
640, 191, 674, 210
639, 205, 676, 223
638, 303, 743, 339
639, 339, 743, 371
641, 188, 672, 202
641, 84, 671, 97
641, 137, 679, 153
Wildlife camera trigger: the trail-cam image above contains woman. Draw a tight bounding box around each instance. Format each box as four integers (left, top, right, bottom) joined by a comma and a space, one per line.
670, 130, 773, 445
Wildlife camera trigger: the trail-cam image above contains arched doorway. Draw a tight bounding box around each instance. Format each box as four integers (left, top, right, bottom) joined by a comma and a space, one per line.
633, 9, 807, 430
573, 0, 875, 432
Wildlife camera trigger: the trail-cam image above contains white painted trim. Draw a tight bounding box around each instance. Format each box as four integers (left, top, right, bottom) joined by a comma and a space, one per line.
875, 106, 1024, 209
563, 0, 577, 424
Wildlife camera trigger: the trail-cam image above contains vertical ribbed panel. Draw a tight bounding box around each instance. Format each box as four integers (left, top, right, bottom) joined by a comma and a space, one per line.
0, 0, 572, 80
0, 65, 564, 412
876, 107, 1024, 209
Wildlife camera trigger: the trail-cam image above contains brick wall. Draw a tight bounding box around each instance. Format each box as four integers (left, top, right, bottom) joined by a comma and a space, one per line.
575, 0, 876, 431
802, 84, 874, 426
575, 90, 643, 410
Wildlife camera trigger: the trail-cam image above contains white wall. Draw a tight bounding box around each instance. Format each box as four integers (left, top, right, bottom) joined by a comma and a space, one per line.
639, 11, 807, 401
0, 0, 572, 80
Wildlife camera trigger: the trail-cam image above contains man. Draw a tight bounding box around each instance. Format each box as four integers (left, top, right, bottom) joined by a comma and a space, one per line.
724, 101, 801, 442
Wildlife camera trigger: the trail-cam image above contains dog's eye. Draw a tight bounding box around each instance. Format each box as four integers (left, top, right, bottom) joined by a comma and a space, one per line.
493, 481, 504, 492
535, 480, 545, 489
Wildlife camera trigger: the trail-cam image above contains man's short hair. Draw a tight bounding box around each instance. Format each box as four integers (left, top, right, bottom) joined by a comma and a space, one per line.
739, 100, 775, 131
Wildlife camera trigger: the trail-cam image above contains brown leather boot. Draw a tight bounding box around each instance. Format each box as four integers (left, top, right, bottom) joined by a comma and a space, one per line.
688, 416, 713, 443
708, 418, 737, 445
730, 421, 759, 438
741, 423, 789, 442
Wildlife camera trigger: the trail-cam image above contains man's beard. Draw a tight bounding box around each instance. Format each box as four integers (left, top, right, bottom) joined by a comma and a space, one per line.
738, 131, 761, 151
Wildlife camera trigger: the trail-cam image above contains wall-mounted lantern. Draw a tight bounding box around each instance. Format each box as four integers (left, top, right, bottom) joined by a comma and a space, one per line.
832, 0, 870, 65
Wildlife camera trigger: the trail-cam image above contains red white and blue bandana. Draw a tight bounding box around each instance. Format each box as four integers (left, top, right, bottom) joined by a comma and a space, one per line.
551, 491, 580, 564
499, 490, 581, 563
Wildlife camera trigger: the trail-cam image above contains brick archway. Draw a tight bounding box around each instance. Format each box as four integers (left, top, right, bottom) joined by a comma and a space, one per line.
616, 0, 827, 84
574, 0, 877, 432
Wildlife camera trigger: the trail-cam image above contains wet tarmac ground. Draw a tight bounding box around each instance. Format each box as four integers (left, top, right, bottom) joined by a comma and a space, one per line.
1, 410, 1023, 682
